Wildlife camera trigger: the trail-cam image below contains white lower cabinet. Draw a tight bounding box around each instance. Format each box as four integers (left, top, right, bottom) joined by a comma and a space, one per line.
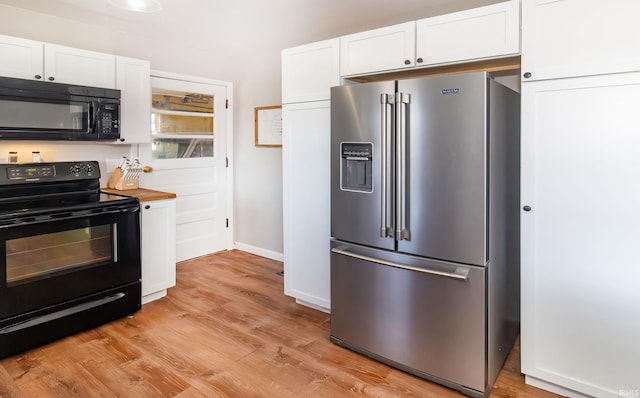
521, 73, 640, 397
282, 101, 331, 311
141, 198, 177, 304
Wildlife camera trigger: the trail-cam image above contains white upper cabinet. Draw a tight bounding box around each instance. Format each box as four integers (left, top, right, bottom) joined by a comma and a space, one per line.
521, 0, 640, 81
340, 22, 416, 76
416, 1, 520, 66
44, 44, 116, 88
0, 34, 43, 81
282, 38, 340, 103
116, 56, 151, 143
0, 35, 116, 88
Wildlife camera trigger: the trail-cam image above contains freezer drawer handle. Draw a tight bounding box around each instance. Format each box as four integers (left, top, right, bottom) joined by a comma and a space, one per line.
331, 247, 469, 281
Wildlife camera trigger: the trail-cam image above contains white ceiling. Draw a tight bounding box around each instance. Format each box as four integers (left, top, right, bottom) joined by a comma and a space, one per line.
0, 0, 504, 55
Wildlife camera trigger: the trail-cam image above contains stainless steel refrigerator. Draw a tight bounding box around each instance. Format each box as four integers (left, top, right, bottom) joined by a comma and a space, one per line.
330, 72, 520, 398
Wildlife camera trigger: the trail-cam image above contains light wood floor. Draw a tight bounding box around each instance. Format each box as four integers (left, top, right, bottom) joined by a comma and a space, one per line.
0, 250, 561, 397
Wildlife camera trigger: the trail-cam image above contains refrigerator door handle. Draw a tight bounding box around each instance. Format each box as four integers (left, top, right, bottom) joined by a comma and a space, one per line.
380, 93, 393, 238
331, 247, 469, 281
396, 92, 411, 240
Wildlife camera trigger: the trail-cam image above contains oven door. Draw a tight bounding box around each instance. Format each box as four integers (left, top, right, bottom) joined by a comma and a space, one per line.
0, 202, 141, 320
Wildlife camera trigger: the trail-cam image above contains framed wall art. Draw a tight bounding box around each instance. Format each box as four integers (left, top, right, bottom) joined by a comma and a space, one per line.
254, 105, 282, 147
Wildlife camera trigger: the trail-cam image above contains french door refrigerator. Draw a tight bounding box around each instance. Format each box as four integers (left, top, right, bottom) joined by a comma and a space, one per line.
330, 72, 520, 398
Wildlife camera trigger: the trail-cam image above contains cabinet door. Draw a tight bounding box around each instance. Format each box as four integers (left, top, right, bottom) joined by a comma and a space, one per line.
416, 1, 519, 66
141, 199, 177, 302
44, 44, 116, 88
281, 38, 340, 103
340, 22, 415, 76
116, 56, 151, 143
521, 73, 640, 397
282, 101, 331, 310
521, 0, 640, 81
0, 34, 43, 81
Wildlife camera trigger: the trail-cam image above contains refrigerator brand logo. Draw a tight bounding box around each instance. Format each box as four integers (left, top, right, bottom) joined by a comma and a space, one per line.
441, 88, 460, 95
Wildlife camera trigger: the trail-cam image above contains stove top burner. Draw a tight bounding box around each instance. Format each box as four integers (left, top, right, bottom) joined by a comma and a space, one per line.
0, 161, 138, 225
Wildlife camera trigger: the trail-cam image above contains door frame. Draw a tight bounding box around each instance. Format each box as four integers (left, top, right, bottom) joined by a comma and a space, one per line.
139, 69, 234, 252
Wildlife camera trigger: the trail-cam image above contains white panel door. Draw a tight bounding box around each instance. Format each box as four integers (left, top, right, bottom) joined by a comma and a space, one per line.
521, 73, 640, 397
416, 1, 519, 66
521, 0, 640, 81
282, 100, 331, 310
0, 34, 43, 81
340, 22, 416, 76
44, 44, 115, 88
140, 73, 231, 262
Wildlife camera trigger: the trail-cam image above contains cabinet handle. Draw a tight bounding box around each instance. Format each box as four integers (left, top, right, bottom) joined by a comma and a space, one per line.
48, 76, 55, 81
404, 59, 411, 65
523, 205, 532, 212
523, 72, 532, 79
416, 57, 423, 64
145, 205, 151, 210
34, 74, 42, 79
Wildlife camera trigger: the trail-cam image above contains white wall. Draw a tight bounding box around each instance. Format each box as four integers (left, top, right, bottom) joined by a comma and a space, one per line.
0, 4, 285, 257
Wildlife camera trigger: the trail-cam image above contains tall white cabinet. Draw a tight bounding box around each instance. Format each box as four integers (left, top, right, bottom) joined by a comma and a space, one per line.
281, 38, 339, 311
520, 1, 640, 397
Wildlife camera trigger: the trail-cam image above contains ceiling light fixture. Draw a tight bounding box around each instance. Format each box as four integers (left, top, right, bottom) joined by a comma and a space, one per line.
107, 0, 163, 13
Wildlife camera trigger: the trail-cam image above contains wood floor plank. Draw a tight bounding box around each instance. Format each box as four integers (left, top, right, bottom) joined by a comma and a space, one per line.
0, 250, 562, 397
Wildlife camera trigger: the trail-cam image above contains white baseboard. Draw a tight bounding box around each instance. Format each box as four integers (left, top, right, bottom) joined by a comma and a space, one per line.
525, 375, 593, 398
234, 242, 284, 262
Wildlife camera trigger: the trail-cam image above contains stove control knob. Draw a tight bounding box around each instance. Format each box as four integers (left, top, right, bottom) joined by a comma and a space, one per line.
84, 164, 94, 174
70, 164, 81, 174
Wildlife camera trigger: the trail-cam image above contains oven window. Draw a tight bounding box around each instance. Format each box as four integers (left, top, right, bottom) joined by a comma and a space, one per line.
5, 224, 114, 286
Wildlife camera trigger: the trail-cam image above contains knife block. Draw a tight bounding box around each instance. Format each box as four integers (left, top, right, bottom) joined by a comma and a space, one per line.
107, 167, 139, 190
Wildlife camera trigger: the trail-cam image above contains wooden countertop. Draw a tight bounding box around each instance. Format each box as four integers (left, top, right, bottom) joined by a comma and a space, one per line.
102, 187, 176, 202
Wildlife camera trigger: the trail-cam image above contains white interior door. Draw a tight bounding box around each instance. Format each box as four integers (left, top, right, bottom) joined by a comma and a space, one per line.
139, 72, 231, 262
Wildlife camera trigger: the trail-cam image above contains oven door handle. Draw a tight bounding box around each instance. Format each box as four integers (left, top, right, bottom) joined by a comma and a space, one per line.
0, 204, 139, 228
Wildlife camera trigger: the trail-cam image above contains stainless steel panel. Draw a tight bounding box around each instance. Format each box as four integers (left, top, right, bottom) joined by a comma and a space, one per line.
397, 73, 488, 265
330, 240, 486, 392
331, 81, 395, 250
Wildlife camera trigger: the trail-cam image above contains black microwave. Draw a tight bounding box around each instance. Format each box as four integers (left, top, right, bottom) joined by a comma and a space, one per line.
0, 76, 120, 141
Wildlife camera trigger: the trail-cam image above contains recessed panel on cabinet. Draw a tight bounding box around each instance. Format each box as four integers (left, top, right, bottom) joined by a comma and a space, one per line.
0, 34, 43, 81
281, 39, 340, 103
521, 0, 640, 81
340, 21, 416, 76
416, 1, 520, 66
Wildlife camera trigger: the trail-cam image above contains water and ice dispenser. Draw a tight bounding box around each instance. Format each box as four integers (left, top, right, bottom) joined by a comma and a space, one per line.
340, 142, 373, 193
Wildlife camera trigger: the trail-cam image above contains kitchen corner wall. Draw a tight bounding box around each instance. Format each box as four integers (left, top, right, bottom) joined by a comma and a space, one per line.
0, 4, 285, 258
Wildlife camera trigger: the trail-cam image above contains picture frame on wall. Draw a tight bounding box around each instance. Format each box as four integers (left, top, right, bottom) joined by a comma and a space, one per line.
254, 105, 282, 147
